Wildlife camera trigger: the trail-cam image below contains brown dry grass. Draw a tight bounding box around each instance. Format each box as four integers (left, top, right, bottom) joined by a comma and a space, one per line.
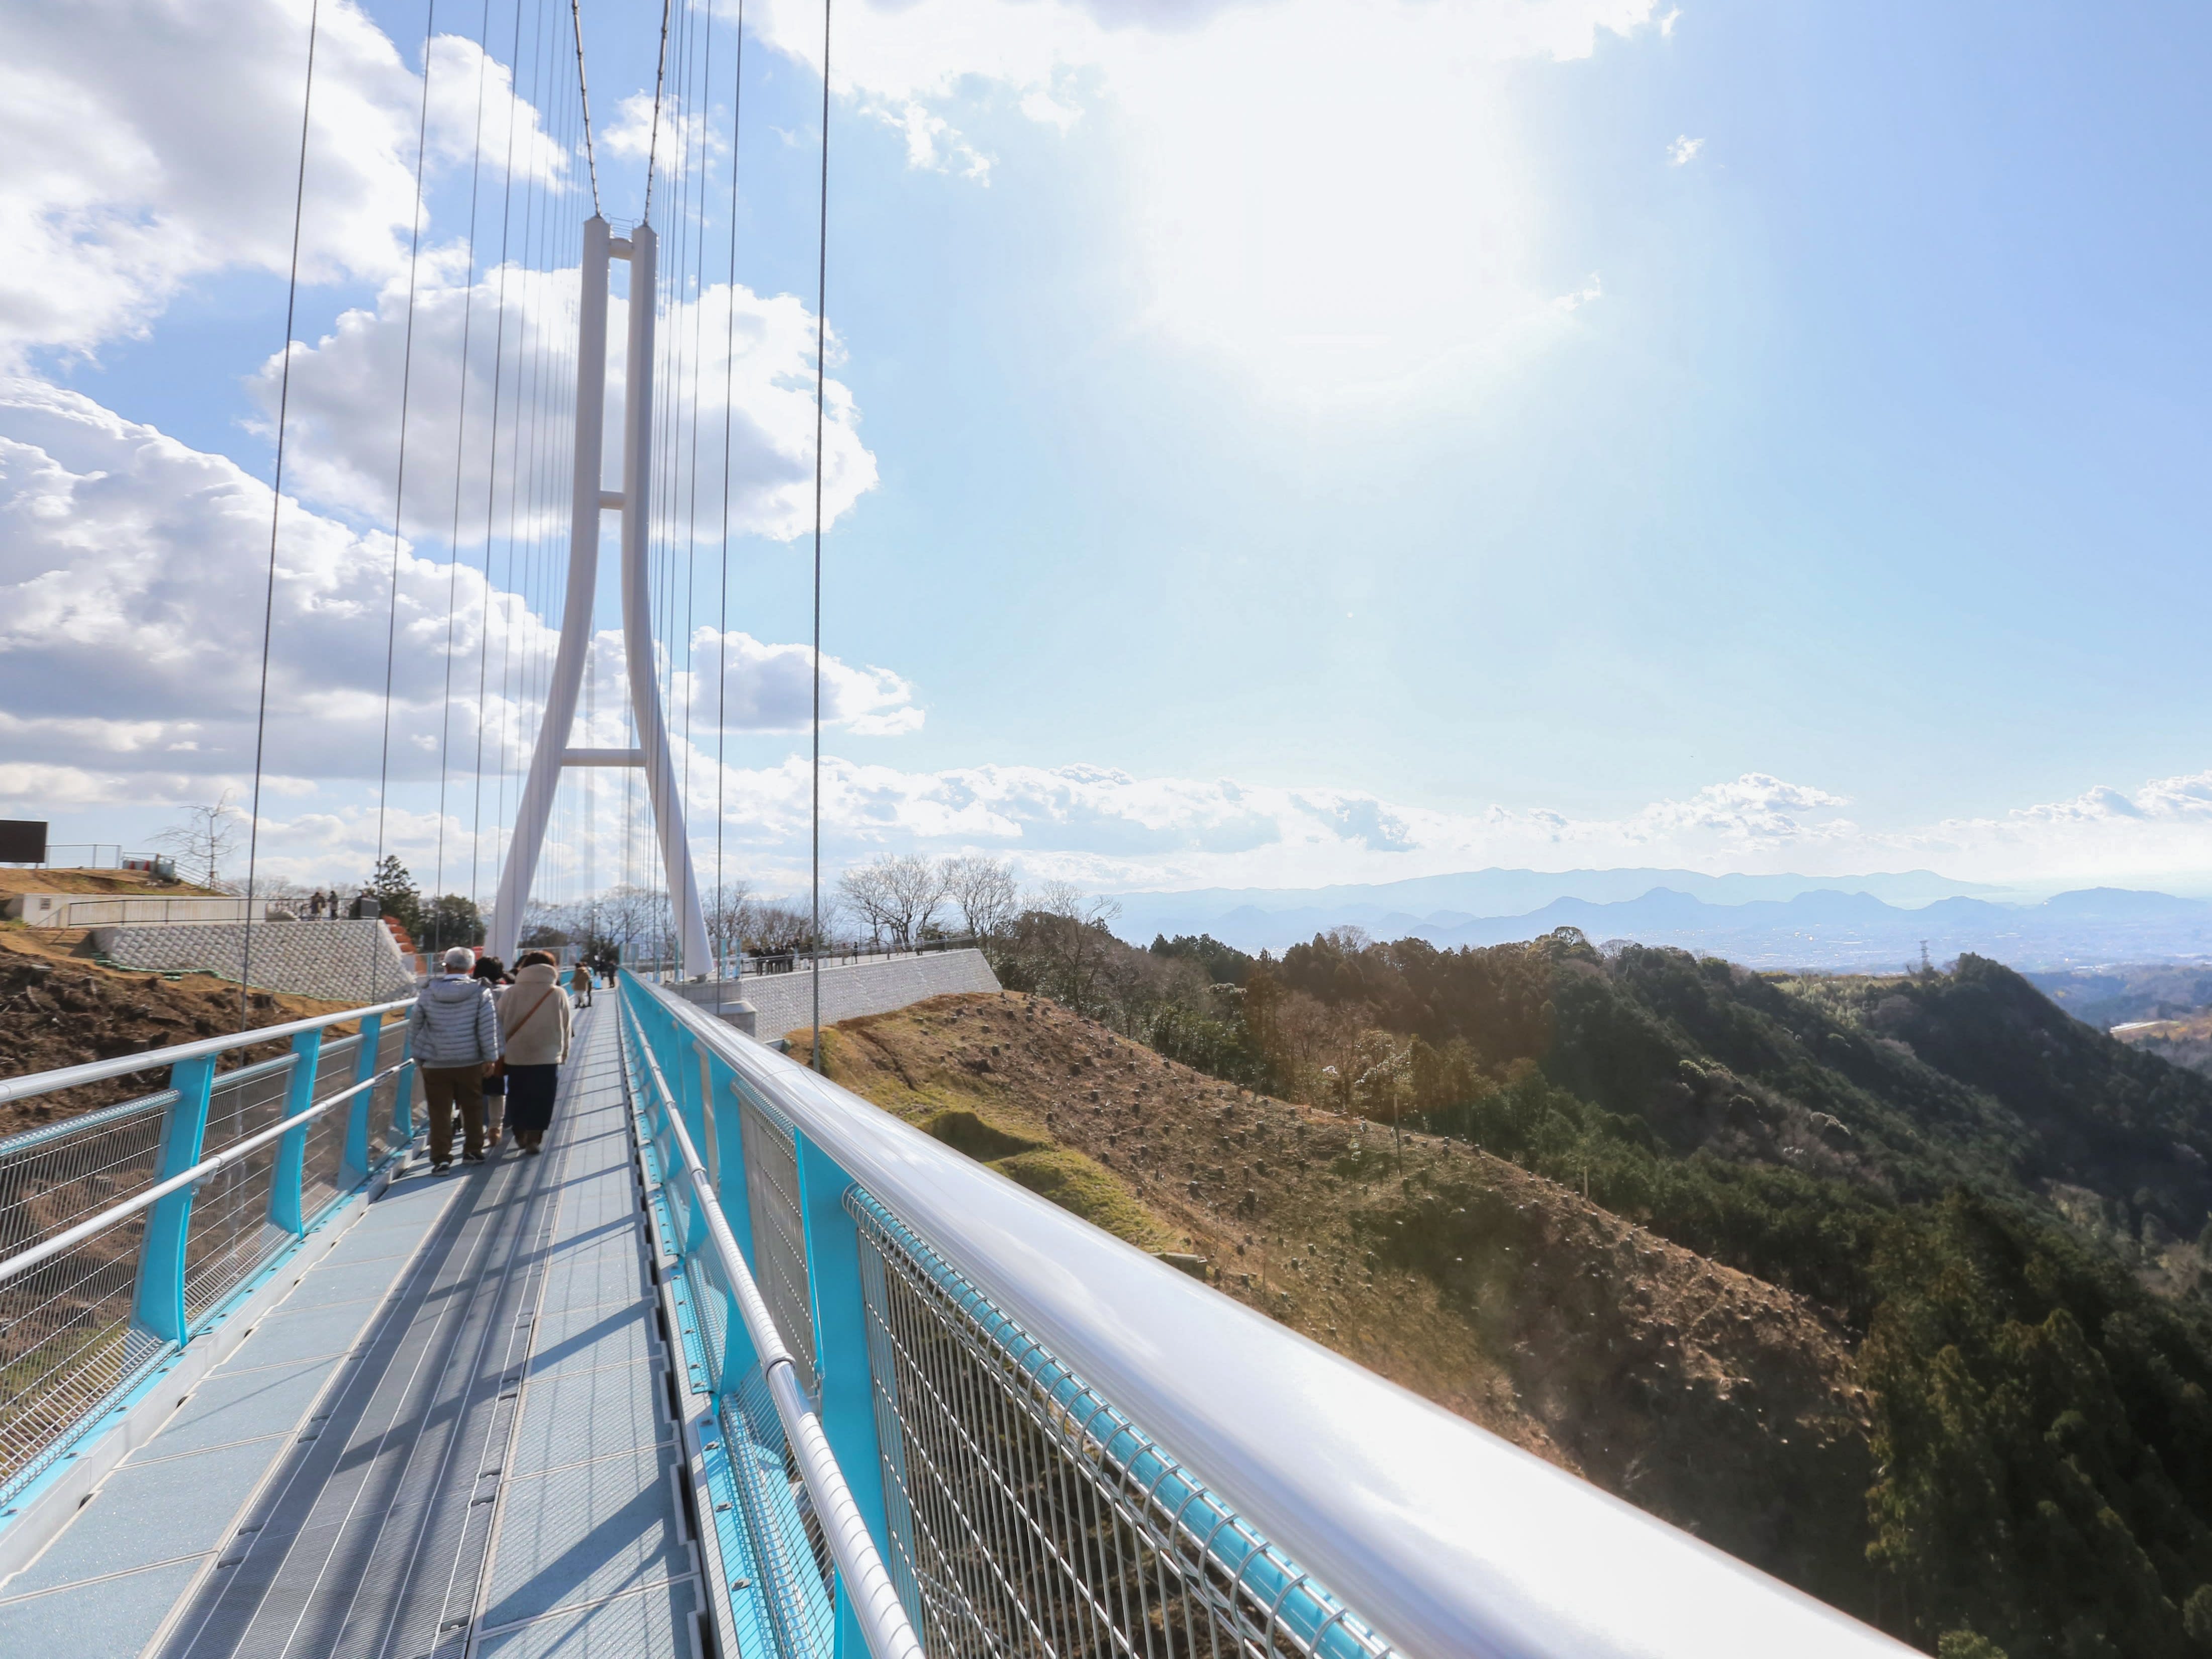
802, 991, 1879, 1609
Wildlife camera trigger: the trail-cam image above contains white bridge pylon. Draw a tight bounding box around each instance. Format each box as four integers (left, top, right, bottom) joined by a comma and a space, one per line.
489, 215, 713, 977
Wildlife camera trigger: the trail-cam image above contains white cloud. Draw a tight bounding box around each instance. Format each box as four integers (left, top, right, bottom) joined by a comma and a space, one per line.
1667, 133, 1704, 166
0, 3, 570, 367
251, 267, 875, 546
0, 382, 898, 824
740, 0, 1664, 397
602, 88, 722, 167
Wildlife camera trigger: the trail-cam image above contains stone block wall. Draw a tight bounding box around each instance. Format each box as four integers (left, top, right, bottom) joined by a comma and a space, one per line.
677, 947, 1003, 1043
90, 919, 421, 1004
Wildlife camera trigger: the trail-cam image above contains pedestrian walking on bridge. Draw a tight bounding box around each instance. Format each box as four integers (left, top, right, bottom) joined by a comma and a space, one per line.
502, 950, 573, 1154
407, 945, 502, 1171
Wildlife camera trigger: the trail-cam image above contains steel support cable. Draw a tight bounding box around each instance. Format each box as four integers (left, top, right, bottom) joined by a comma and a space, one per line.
617, 996, 922, 1658
470, 0, 535, 910
808, 0, 832, 1066
714, 0, 746, 974
677, 0, 713, 969
0, 1065, 406, 1287
431, 0, 497, 948
376, 0, 441, 942
239, 0, 322, 1029
568, 0, 600, 217
642, 0, 675, 223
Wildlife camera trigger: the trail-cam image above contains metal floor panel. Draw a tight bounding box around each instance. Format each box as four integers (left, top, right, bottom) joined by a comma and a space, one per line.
2, 1005, 696, 1659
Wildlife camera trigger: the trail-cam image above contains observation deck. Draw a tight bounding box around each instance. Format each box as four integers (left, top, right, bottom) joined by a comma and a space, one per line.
0, 974, 1914, 1659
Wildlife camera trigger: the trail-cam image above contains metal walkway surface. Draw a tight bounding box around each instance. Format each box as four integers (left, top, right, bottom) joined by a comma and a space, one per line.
0, 1005, 705, 1659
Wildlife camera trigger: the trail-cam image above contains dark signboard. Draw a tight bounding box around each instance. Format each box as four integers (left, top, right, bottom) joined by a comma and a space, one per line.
0, 820, 48, 863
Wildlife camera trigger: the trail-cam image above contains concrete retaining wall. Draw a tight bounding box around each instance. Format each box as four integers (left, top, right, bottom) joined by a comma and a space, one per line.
91, 919, 420, 1003
680, 947, 1002, 1043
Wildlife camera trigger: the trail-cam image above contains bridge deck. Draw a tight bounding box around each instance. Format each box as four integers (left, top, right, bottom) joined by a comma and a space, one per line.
0, 1005, 705, 1658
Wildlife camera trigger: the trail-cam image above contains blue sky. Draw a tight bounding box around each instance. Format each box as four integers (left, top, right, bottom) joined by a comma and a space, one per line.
5, 0, 2211, 901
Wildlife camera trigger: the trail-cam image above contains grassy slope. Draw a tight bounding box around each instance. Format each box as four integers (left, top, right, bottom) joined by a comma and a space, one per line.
800, 992, 1876, 1614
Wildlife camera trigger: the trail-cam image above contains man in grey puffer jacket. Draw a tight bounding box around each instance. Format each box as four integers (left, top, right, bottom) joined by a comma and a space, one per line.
407, 946, 503, 1169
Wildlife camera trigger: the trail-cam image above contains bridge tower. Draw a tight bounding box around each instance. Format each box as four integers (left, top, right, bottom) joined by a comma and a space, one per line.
489, 215, 713, 977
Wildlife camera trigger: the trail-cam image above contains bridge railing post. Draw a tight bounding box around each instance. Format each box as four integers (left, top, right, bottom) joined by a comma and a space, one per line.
340, 1012, 383, 1186
794, 1132, 895, 1656
130, 1052, 217, 1347
268, 1028, 322, 1235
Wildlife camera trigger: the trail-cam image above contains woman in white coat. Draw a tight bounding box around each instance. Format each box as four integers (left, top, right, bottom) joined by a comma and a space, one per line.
499, 950, 574, 1153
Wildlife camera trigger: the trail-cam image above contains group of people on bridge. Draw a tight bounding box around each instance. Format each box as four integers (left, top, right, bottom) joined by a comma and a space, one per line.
406, 946, 580, 1169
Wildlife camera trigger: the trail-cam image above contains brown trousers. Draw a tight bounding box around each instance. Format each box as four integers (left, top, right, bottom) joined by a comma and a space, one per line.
420, 1065, 487, 1161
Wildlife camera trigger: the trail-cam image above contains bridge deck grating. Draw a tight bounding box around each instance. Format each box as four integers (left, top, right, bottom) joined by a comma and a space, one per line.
0, 1005, 703, 1659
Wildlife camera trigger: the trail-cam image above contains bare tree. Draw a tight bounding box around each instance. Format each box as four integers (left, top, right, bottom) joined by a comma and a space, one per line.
155, 792, 243, 889
837, 854, 950, 950
1028, 881, 1123, 1016
705, 879, 753, 968
944, 854, 1019, 944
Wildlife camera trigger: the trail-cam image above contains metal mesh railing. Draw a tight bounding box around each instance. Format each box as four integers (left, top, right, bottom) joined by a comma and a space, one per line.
0, 1097, 172, 1498
847, 1192, 1396, 1659
301, 1033, 363, 1219
723, 1361, 840, 1659
739, 1089, 818, 1397
182, 1056, 297, 1323
367, 1020, 410, 1164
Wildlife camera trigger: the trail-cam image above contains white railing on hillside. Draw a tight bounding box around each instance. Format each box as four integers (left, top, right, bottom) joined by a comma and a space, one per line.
622, 972, 1914, 1659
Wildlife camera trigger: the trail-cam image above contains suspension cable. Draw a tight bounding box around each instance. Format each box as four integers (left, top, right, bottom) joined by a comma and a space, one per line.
569, 0, 601, 217
642, 0, 675, 223
809, 0, 832, 1067
239, 0, 323, 1030
373, 0, 442, 996
715, 0, 746, 975
431, 0, 497, 951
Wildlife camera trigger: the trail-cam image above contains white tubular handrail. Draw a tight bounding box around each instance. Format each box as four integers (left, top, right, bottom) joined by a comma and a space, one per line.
639, 978, 1915, 1659
0, 998, 416, 1106
0, 1064, 404, 1286
617, 996, 923, 1659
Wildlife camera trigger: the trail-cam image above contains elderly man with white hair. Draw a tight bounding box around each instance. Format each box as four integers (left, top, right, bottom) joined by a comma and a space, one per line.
406, 946, 504, 1170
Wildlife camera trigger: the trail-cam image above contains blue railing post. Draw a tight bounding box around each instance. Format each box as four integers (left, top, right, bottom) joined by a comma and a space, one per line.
341, 1012, 382, 1186
131, 1053, 216, 1346
269, 1029, 322, 1235
391, 1019, 416, 1144
794, 1133, 895, 1656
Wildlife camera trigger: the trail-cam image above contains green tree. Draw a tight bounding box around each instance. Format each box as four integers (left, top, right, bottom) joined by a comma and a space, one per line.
367, 855, 423, 941
420, 893, 485, 951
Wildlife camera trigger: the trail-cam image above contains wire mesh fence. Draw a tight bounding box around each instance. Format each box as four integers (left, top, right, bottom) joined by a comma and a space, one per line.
722, 1361, 840, 1659
182, 1055, 297, 1324
738, 1089, 817, 1397
847, 1191, 1398, 1659
0, 1097, 172, 1501
301, 1033, 363, 1220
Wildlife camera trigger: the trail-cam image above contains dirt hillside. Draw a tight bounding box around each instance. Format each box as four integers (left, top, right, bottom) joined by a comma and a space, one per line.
800, 992, 1877, 1612
0, 924, 362, 1135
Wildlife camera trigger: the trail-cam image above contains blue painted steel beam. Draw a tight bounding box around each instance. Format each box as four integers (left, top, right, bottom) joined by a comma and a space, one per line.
796, 1134, 895, 1659
340, 1012, 382, 1186
268, 1028, 322, 1235
130, 1052, 216, 1346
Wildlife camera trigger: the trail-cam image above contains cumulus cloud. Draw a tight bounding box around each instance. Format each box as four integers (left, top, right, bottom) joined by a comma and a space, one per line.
252, 267, 874, 546
1667, 134, 1703, 165
738, 0, 1664, 395
0, 383, 902, 822
0, 3, 568, 366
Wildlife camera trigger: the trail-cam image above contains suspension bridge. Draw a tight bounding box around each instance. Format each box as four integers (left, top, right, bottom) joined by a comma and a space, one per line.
0, 4, 1917, 1656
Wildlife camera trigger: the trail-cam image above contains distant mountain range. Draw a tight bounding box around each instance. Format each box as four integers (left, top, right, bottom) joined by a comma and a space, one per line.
1110, 868, 2212, 971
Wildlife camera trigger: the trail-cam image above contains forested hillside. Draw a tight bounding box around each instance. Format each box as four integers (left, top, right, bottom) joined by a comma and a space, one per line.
971, 917, 2212, 1658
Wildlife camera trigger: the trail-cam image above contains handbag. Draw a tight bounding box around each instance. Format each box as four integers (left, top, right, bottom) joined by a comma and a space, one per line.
491, 988, 557, 1079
